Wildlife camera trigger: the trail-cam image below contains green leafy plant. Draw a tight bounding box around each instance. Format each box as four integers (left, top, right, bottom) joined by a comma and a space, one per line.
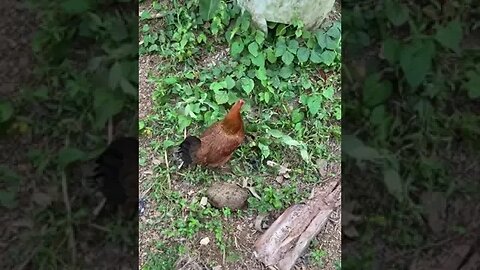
139, 0, 341, 268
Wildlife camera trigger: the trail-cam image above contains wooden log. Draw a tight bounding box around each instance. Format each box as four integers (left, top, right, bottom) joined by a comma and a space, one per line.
254, 179, 340, 269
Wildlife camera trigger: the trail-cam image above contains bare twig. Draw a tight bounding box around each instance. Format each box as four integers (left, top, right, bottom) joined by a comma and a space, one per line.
139, 11, 166, 20
89, 223, 110, 232
107, 117, 113, 144
16, 246, 40, 270
164, 149, 171, 189
141, 182, 154, 198
61, 169, 76, 265
93, 197, 107, 216
61, 136, 76, 265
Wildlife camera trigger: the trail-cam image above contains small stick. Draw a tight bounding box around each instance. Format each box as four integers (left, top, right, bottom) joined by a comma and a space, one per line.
164, 149, 171, 189
61, 168, 76, 265
16, 246, 40, 270
141, 181, 154, 198
108, 117, 113, 144
89, 223, 110, 232
93, 197, 107, 216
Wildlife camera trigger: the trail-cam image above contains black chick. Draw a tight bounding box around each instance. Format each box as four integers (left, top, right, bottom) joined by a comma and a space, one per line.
93, 137, 138, 219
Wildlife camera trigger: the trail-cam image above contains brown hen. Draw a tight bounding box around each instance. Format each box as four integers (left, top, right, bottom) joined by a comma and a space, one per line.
177, 99, 245, 168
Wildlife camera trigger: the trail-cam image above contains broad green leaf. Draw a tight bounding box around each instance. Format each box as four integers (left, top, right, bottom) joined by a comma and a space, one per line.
400, 40, 435, 88
363, 73, 393, 107
0, 100, 13, 122
297, 47, 310, 63
326, 23, 341, 39
281, 135, 301, 146
292, 109, 304, 123
119, 78, 136, 96
178, 115, 191, 131
61, 0, 90, 14
248, 42, 259, 57
240, 13, 251, 32
224, 76, 236, 89
334, 106, 341, 120
255, 66, 268, 81
231, 40, 244, 56
255, 30, 265, 44
435, 20, 462, 53
163, 77, 178, 85
58, 147, 87, 169
214, 90, 229, 104
342, 135, 380, 161
383, 168, 403, 202
282, 51, 295, 65
263, 91, 271, 103
93, 89, 124, 129
287, 40, 299, 53
320, 50, 336, 65
164, 140, 176, 149
465, 71, 480, 99
307, 95, 322, 115
383, 38, 401, 64
266, 47, 277, 63
325, 36, 339, 50
226, 90, 238, 104
301, 77, 312, 89
199, 0, 220, 20
241, 77, 254, 94
310, 50, 322, 63
109, 61, 122, 89
240, 55, 251, 66
251, 53, 265, 67
385, 0, 409, 26
279, 66, 293, 79
140, 10, 151, 20
268, 129, 284, 138
210, 81, 227, 91
315, 31, 327, 48
322, 86, 335, 99
300, 147, 309, 162
258, 142, 270, 158
275, 40, 287, 57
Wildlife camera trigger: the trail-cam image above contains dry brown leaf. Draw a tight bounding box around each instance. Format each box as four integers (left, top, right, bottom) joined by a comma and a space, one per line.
152, 158, 164, 165
200, 237, 210, 246
254, 213, 268, 232
275, 175, 284, 184
316, 159, 328, 177
420, 191, 446, 234
247, 186, 261, 200
200, 196, 208, 206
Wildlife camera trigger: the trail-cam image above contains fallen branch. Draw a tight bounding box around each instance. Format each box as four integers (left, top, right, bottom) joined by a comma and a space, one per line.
254, 178, 340, 269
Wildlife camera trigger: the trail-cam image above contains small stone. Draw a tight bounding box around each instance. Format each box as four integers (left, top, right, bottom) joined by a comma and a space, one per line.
206, 182, 250, 210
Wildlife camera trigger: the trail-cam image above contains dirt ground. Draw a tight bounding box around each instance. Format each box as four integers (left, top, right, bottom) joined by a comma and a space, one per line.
137, 2, 341, 269
0, 0, 39, 267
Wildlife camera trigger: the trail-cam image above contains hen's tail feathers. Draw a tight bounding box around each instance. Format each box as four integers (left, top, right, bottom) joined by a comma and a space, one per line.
92, 137, 138, 217
176, 136, 201, 167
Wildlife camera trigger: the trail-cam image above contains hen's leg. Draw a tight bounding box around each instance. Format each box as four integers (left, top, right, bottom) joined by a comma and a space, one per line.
216, 154, 233, 174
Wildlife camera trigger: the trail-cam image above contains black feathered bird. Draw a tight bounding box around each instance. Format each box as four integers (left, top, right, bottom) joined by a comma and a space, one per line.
93, 137, 138, 219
